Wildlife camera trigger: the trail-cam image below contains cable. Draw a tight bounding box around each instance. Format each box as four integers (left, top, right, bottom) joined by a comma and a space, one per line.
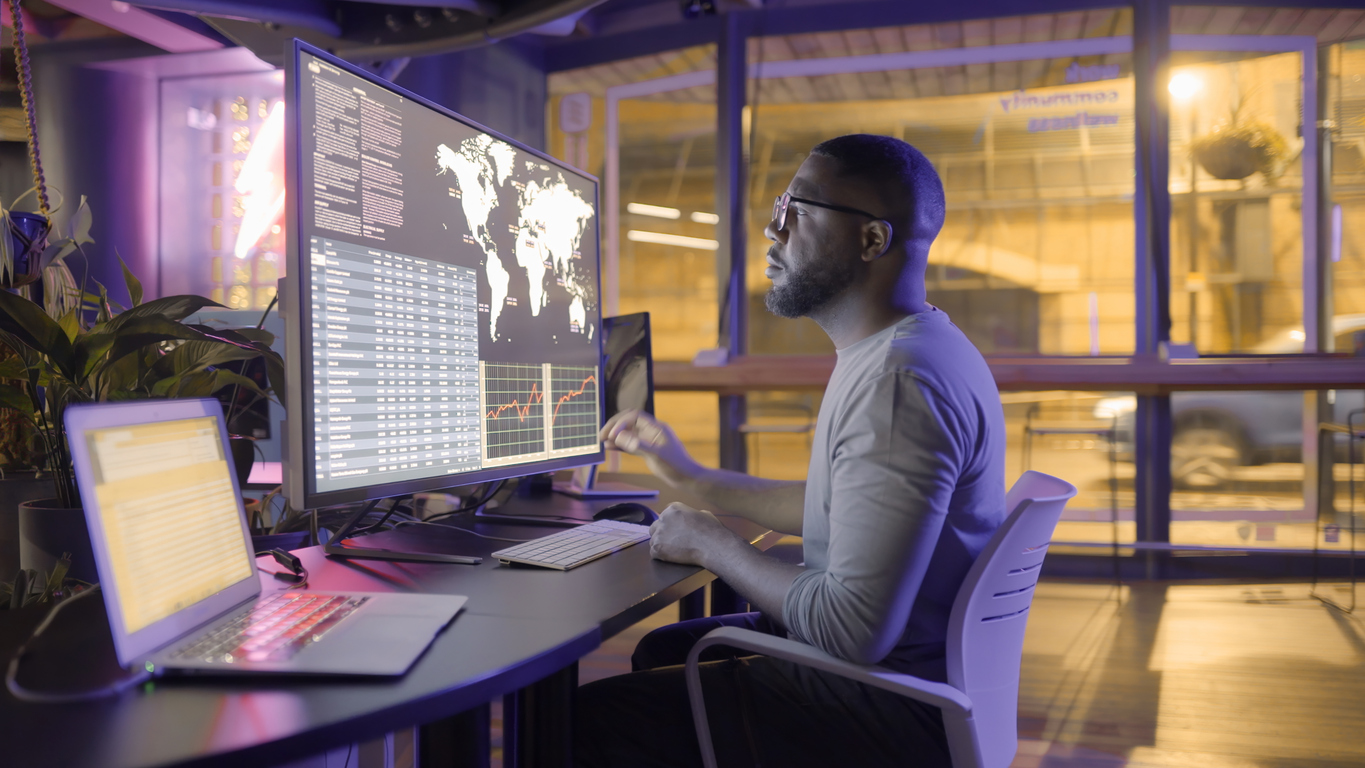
392, 519, 536, 543
6, 586, 153, 703
417, 479, 508, 523
254, 550, 310, 589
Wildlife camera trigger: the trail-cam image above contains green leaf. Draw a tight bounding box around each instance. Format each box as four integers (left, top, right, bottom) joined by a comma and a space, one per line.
210, 369, 270, 399
258, 344, 286, 401
88, 318, 214, 376
37, 239, 77, 273
69, 197, 93, 245
106, 295, 224, 333
57, 307, 79, 343
95, 282, 113, 324
0, 354, 27, 380
0, 290, 76, 380
173, 369, 219, 398
71, 331, 117, 380
149, 339, 259, 381
0, 383, 35, 416
234, 327, 276, 347
118, 252, 142, 307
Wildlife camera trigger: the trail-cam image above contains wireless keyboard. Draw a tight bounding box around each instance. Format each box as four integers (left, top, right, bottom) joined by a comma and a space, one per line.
492, 519, 651, 570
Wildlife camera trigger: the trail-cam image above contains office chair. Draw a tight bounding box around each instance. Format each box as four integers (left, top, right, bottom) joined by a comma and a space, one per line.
685, 470, 1078, 768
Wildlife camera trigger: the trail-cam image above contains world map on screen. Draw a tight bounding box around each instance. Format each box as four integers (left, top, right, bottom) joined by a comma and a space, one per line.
436, 136, 596, 345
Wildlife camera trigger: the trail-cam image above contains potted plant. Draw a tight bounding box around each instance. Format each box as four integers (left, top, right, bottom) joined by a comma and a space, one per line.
1190, 88, 1291, 184
0, 257, 285, 582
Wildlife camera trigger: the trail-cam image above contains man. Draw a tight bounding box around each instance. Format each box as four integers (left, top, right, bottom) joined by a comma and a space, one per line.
575, 134, 1006, 767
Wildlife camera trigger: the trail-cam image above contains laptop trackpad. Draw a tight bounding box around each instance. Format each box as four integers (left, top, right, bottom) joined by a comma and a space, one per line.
300, 615, 449, 675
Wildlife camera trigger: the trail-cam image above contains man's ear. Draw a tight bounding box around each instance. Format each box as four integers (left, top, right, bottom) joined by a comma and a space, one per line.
861, 220, 894, 262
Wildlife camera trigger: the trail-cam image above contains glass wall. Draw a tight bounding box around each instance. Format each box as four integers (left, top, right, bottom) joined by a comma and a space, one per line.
550, 7, 1365, 542
549, 48, 721, 471
1329, 40, 1365, 350
746, 11, 1137, 357
1007, 391, 1137, 545
1166, 49, 1306, 353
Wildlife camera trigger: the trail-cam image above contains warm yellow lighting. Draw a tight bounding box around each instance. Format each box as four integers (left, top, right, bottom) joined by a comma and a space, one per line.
1168, 72, 1203, 100
626, 230, 719, 250
626, 202, 681, 219
690, 211, 719, 224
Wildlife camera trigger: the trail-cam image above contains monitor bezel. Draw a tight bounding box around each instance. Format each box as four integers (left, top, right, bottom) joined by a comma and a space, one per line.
284, 39, 606, 511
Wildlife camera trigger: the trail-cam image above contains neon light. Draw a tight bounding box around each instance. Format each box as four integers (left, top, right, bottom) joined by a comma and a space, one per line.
233, 100, 286, 260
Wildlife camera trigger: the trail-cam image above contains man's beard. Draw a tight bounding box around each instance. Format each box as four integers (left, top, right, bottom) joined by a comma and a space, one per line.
764, 250, 858, 319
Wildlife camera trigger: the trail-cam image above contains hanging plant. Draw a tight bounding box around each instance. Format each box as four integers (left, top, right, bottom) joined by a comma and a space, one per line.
1, 0, 54, 289
1191, 120, 1290, 182
1190, 79, 1291, 184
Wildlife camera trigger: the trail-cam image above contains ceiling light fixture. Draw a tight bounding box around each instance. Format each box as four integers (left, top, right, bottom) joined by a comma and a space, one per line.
626, 203, 681, 219
627, 230, 719, 250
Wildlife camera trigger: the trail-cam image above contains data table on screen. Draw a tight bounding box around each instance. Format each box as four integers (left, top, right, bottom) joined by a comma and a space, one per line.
308, 237, 483, 488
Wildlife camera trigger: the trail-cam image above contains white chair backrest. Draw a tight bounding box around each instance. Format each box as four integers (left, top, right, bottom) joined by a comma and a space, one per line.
945, 471, 1077, 768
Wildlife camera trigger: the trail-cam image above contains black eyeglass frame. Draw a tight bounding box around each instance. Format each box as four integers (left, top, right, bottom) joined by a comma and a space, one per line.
772, 192, 882, 231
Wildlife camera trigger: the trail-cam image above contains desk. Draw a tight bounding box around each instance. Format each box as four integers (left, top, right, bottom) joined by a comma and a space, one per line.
0, 476, 779, 768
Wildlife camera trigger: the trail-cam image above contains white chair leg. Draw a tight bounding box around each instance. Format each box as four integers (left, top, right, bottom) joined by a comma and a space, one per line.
685, 635, 724, 768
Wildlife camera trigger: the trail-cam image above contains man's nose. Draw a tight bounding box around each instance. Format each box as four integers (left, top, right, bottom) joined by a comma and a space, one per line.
763, 218, 783, 243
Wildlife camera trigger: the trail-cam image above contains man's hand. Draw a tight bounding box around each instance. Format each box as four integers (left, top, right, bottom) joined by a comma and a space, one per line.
599, 410, 701, 488
648, 502, 737, 568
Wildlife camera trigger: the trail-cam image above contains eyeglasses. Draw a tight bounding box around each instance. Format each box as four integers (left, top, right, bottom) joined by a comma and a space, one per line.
771, 192, 882, 232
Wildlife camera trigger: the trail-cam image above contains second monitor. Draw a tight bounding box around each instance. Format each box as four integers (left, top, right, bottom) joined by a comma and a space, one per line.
554, 312, 659, 500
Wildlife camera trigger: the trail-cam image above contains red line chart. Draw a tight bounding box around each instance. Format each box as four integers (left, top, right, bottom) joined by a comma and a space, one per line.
549, 366, 599, 451
486, 383, 544, 423
550, 375, 596, 425
483, 362, 546, 459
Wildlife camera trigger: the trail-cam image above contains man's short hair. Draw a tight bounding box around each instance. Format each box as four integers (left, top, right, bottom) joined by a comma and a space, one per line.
810, 134, 946, 246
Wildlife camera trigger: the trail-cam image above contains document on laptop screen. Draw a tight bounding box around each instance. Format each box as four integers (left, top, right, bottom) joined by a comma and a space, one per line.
87, 417, 254, 634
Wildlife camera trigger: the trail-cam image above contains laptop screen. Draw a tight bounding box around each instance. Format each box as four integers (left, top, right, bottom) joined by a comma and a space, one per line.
85, 416, 254, 634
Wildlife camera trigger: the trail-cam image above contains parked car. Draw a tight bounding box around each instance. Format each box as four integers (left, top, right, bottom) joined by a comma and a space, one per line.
1094, 315, 1365, 488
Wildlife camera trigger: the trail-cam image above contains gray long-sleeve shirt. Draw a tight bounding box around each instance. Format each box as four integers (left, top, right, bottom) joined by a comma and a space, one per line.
782, 307, 1006, 681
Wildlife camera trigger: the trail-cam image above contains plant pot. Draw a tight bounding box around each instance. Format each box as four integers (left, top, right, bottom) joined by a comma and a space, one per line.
1193, 136, 1259, 180
3, 210, 49, 289
0, 470, 56, 582
18, 499, 97, 584
229, 435, 256, 489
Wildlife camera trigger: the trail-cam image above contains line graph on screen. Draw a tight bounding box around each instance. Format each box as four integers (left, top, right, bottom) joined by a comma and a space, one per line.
483, 362, 546, 459
550, 366, 599, 451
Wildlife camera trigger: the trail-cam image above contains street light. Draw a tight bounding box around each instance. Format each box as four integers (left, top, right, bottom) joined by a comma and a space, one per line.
1168, 72, 1204, 100
1169, 70, 1204, 348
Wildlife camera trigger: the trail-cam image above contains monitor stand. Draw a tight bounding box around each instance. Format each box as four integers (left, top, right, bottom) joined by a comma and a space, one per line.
552, 465, 659, 499
323, 499, 482, 565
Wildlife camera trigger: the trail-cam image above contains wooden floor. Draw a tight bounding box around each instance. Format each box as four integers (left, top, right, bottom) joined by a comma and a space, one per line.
492, 580, 1365, 767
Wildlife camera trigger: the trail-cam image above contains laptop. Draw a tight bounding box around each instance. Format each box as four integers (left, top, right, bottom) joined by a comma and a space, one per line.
68, 398, 466, 676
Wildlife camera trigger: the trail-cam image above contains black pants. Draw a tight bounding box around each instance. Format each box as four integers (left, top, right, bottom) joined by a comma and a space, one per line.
574, 612, 953, 768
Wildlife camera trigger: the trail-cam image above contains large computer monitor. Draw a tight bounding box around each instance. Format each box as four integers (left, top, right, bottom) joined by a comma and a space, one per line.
282, 41, 604, 513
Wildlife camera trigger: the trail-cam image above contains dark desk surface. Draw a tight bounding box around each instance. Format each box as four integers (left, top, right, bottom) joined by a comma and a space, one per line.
0, 573, 598, 768
0, 473, 778, 768
303, 476, 779, 637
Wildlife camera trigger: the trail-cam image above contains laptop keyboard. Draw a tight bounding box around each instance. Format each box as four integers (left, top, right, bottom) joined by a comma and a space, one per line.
492, 519, 651, 570
172, 593, 369, 664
